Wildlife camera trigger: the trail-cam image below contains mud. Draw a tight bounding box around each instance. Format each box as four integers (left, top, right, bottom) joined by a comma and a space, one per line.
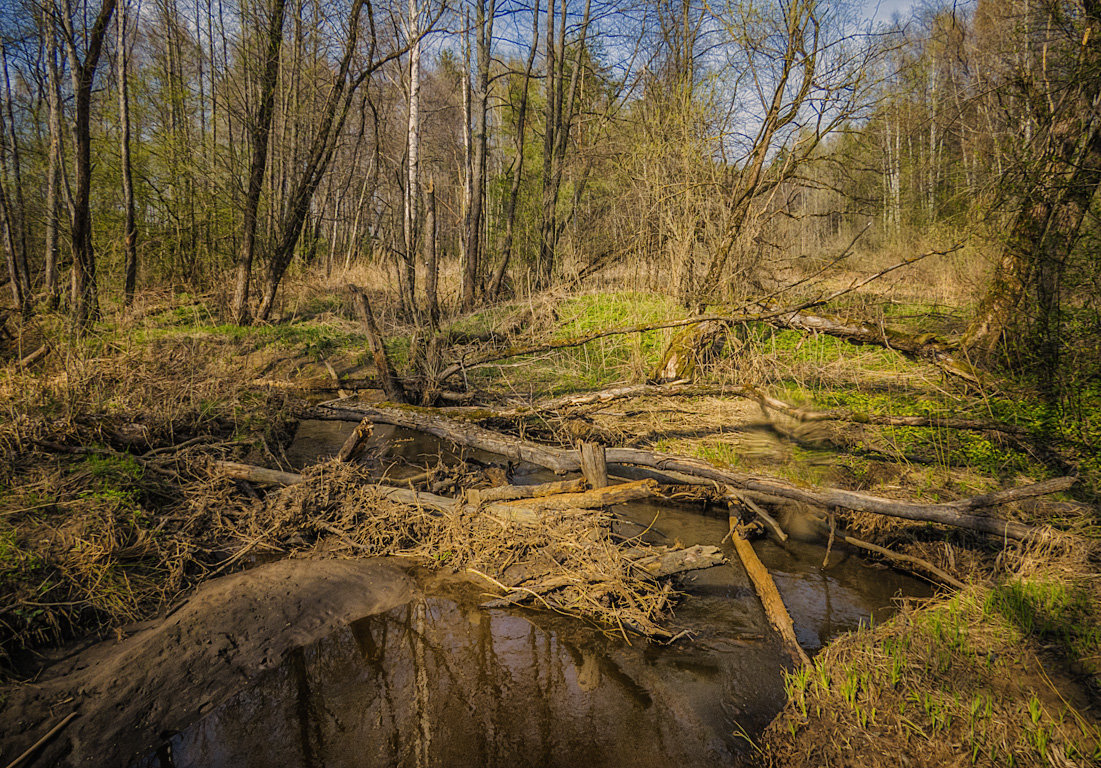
0, 559, 414, 768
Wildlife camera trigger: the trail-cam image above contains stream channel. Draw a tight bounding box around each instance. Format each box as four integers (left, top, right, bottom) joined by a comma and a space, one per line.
137, 419, 932, 768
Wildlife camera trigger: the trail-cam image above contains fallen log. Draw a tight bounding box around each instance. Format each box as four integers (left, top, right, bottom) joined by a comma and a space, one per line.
838, 533, 965, 590
767, 309, 981, 387
628, 544, 726, 578
606, 448, 1072, 542
493, 478, 658, 512
467, 478, 587, 504
729, 517, 810, 668
336, 421, 373, 462
216, 460, 308, 487
19, 344, 49, 368
213, 462, 649, 524
318, 404, 1074, 542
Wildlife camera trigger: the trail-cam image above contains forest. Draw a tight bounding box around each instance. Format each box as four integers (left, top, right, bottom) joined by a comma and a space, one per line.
0, 0, 1099, 766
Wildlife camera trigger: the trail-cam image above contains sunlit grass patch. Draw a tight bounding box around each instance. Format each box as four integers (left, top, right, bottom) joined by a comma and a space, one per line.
767, 583, 1101, 767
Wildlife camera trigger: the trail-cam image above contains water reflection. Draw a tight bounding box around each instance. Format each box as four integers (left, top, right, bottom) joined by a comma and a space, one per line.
146, 598, 783, 768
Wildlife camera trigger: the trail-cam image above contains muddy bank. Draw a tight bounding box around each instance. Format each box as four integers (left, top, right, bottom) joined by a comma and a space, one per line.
0, 559, 414, 768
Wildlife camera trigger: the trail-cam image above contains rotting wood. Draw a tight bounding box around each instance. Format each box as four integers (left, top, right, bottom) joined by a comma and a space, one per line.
216, 460, 306, 487
580, 442, 609, 488
628, 544, 726, 578
467, 477, 586, 504
728, 489, 788, 542
494, 478, 657, 512
336, 420, 372, 462
347, 284, 406, 403
321, 403, 1072, 542
650, 320, 730, 383
729, 516, 811, 668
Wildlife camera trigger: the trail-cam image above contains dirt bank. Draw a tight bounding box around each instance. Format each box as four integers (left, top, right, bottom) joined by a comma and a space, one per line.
0, 558, 415, 768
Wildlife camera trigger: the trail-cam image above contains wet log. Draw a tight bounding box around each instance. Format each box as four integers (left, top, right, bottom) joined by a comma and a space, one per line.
347, 284, 406, 403
320, 404, 1072, 541
336, 421, 373, 462
580, 442, 609, 488
729, 517, 811, 668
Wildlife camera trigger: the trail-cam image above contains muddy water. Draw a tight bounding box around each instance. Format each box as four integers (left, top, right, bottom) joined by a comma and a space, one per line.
137, 594, 783, 768
153, 420, 930, 768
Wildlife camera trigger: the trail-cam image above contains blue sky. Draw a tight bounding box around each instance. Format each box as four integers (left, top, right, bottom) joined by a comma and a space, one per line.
866, 0, 917, 24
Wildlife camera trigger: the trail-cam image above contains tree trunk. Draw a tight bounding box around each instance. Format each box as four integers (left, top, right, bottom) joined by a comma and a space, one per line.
231, 0, 287, 325
62, 0, 118, 332
118, 0, 138, 307
0, 43, 31, 304
348, 284, 406, 403
402, 0, 421, 318
489, 0, 539, 300
461, 0, 495, 311
43, 12, 63, 309
423, 177, 440, 327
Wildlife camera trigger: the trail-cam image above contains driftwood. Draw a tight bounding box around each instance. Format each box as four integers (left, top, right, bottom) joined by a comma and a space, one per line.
336, 421, 373, 462
729, 517, 810, 668
479, 544, 725, 611
347, 284, 406, 403
315, 404, 1074, 542
214, 462, 654, 525
628, 544, 726, 578
493, 478, 657, 513
216, 460, 308, 487
467, 478, 586, 504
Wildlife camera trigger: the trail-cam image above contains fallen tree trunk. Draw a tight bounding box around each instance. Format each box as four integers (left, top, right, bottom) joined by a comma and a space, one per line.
467, 477, 586, 504
767, 309, 981, 387
315, 404, 1074, 542
729, 518, 810, 668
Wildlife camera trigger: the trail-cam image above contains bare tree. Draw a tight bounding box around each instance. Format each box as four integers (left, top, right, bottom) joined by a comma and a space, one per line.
117, 0, 138, 306
459, 0, 495, 310
231, 0, 288, 325
59, 0, 118, 330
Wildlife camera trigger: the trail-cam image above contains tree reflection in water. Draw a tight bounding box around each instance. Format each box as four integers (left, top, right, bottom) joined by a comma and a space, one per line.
151, 597, 784, 768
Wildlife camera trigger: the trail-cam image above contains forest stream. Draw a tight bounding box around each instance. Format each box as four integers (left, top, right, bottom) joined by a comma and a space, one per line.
114, 421, 931, 768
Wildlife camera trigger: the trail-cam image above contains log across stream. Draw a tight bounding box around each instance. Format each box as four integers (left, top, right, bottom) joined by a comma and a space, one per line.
126, 419, 933, 768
